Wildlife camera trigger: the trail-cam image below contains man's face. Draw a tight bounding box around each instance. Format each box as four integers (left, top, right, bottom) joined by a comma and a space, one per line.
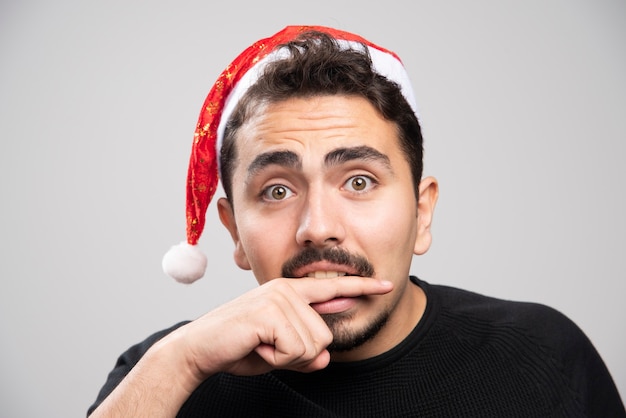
218, 95, 436, 357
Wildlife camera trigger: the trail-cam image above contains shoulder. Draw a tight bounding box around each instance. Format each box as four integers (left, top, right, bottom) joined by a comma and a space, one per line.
417, 278, 625, 416
424, 280, 590, 363
428, 280, 575, 335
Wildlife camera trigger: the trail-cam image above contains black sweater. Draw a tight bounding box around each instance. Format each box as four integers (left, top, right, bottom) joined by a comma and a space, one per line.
88, 277, 625, 417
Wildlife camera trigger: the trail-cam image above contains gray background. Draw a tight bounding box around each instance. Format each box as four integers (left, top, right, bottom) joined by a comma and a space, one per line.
1, 0, 624, 416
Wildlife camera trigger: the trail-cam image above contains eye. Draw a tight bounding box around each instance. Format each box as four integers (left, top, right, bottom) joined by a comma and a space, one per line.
262, 184, 293, 201
344, 175, 375, 192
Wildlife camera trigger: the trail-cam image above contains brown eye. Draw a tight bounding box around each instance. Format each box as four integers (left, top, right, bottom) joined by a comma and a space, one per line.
271, 186, 287, 200
263, 185, 293, 201
352, 177, 367, 191
346, 175, 373, 192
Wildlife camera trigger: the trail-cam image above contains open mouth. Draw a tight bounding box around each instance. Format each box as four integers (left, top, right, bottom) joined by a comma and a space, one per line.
281, 247, 374, 279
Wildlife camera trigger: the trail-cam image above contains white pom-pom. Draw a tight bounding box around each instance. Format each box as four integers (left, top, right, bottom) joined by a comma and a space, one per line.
162, 242, 207, 284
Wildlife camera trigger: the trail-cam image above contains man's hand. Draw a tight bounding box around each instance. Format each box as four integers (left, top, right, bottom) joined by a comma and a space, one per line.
176, 276, 393, 379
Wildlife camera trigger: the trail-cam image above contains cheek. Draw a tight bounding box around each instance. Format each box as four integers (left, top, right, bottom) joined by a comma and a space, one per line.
355, 195, 417, 242
236, 211, 295, 281
352, 197, 418, 271
371, 214, 416, 253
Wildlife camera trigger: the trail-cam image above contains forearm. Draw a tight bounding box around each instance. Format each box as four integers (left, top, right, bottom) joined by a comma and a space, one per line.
89, 331, 202, 418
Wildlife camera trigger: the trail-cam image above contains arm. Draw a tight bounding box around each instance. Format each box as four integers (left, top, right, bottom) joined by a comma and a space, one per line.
89, 276, 393, 417
89, 334, 200, 418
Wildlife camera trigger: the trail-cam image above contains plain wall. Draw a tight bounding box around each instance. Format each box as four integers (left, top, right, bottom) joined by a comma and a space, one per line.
1, 1, 624, 416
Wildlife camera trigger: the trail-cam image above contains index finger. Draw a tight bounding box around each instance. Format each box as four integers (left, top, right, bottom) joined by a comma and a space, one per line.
290, 276, 393, 304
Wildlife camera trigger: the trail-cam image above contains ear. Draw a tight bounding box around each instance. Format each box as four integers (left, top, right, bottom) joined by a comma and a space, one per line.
414, 176, 439, 255
217, 197, 252, 270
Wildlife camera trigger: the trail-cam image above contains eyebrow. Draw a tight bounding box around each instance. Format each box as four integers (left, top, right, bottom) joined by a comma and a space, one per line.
247, 150, 301, 179
324, 146, 391, 169
246, 145, 392, 180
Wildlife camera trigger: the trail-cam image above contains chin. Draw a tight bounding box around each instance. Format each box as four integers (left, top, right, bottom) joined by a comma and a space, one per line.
323, 309, 390, 353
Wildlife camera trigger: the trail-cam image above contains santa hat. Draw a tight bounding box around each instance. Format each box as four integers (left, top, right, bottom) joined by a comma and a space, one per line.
162, 25, 419, 283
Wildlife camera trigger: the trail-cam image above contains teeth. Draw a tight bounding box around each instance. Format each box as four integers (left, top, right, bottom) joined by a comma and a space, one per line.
307, 271, 347, 279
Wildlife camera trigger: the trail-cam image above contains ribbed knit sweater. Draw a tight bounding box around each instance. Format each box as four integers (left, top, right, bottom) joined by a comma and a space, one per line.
88, 277, 625, 417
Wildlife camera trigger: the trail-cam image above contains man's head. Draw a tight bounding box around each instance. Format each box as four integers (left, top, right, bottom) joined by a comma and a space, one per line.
161, 25, 438, 356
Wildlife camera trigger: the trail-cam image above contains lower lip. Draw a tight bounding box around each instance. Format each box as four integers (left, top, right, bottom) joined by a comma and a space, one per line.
310, 297, 357, 314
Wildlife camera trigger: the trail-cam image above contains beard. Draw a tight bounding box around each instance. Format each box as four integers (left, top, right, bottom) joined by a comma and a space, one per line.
323, 307, 390, 352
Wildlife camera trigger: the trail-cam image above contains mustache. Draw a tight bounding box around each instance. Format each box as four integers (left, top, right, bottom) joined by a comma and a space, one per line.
281, 247, 375, 278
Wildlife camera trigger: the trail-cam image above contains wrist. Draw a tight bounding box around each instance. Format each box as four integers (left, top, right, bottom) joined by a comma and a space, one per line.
146, 327, 209, 396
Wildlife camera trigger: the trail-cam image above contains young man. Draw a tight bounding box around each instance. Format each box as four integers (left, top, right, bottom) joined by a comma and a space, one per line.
88, 26, 625, 417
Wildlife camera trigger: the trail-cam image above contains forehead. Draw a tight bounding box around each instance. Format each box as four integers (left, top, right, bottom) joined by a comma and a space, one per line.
233, 95, 401, 162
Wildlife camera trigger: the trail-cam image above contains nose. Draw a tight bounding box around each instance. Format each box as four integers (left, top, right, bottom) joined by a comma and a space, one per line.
295, 186, 346, 248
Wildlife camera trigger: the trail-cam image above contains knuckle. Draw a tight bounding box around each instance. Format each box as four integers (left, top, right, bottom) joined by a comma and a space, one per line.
262, 301, 284, 317
320, 328, 333, 346
266, 278, 292, 292
291, 339, 307, 358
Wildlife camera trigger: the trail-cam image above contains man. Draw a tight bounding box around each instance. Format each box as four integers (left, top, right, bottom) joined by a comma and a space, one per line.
88, 26, 625, 417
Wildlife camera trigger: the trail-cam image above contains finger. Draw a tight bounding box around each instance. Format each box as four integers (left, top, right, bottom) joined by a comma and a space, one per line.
292, 276, 393, 304
253, 283, 333, 367
254, 343, 330, 373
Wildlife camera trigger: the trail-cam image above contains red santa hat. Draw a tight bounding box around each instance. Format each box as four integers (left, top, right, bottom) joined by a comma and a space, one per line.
162, 25, 419, 283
